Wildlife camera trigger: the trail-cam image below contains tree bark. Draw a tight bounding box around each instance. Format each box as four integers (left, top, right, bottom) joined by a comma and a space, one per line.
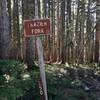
0, 0, 10, 59
95, 0, 100, 62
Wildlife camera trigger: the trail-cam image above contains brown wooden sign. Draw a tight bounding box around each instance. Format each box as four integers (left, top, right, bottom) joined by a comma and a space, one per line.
24, 19, 50, 37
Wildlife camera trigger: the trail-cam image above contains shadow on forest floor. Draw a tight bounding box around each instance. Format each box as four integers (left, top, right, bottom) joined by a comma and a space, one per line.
0, 60, 100, 100
45, 63, 100, 100
18, 63, 100, 100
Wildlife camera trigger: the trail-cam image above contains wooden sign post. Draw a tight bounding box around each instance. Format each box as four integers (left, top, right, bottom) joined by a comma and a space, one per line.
24, 18, 50, 100
36, 37, 48, 100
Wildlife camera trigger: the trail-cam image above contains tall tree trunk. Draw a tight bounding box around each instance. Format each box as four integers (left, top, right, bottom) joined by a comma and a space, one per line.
22, 0, 35, 69
61, 0, 66, 64
0, 0, 10, 59
66, 0, 72, 63
75, 0, 80, 63
10, 0, 20, 59
95, 0, 100, 62
80, 0, 85, 62
56, 0, 60, 62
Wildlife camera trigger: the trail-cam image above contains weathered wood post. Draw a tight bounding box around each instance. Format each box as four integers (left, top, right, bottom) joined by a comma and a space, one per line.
24, 17, 50, 100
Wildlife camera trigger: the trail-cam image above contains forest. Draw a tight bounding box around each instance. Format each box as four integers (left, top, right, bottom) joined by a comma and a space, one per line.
0, 0, 100, 100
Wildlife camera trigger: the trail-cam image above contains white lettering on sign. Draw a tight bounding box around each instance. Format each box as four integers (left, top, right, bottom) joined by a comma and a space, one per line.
44, 22, 47, 26
29, 22, 48, 27
31, 29, 44, 34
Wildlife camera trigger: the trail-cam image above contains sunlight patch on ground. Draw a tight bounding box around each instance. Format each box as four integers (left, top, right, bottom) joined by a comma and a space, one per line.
60, 68, 67, 74
3, 74, 10, 82
22, 73, 30, 80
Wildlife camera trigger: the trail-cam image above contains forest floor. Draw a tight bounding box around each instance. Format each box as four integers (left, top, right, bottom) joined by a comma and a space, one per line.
45, 63, 100, 100
0, 60, 100, 100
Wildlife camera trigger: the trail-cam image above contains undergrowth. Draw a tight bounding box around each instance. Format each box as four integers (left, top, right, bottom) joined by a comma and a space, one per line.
0, 60, 100, 100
